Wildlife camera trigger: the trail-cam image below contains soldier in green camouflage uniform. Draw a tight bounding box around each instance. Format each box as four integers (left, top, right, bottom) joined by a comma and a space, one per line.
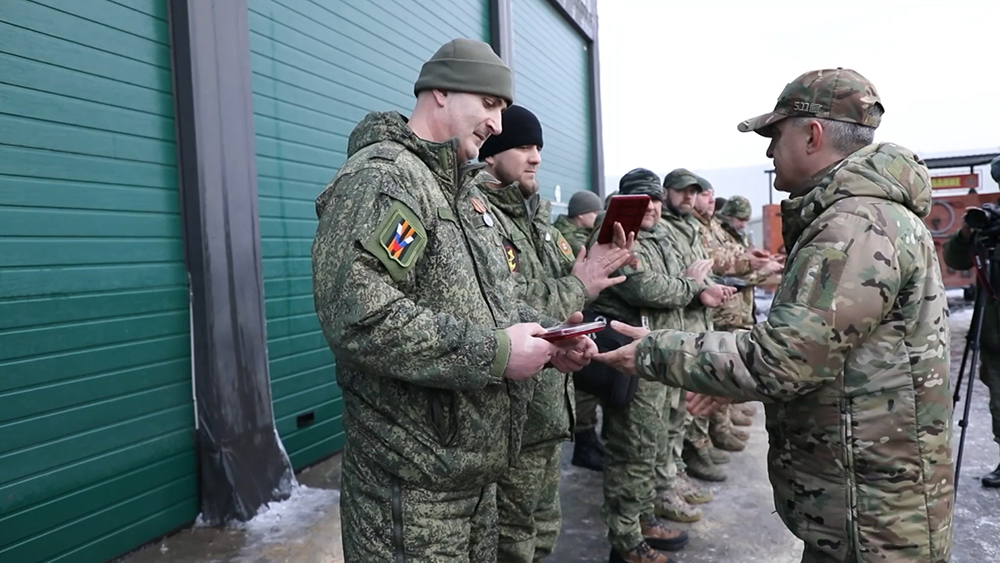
554, 191, 602, 255
597, 68, 954, 563
691, 184, 749, 452
312, 39, 596, 563
656, 170, 729, 484
590, 169, 735, 563
943, 154, 1000, 488
553, 190, 608, 471
693, 191, 784, 449
478, 105, 632, 562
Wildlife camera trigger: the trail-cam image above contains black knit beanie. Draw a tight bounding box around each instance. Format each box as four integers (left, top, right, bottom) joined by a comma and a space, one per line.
478, 105, 544, 161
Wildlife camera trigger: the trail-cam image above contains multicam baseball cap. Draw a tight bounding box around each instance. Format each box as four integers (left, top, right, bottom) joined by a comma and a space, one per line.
738, 68, 883, 136
662, 168, 706, 192
719, 195, 751, 221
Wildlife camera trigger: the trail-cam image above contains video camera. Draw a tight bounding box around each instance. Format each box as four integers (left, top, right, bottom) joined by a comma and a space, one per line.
963, 203, 1000, 246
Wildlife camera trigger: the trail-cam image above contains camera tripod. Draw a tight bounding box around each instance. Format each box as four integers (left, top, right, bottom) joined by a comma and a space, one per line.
952, 241, 997, 489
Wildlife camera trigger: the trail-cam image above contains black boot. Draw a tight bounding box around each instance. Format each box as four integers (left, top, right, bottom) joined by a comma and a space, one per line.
983, 464, 1000, 488
572, 428, 604, 471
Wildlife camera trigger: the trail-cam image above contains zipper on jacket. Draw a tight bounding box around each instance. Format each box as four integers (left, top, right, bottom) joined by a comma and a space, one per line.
391, 477, 405, 563
841, 397, 861, 558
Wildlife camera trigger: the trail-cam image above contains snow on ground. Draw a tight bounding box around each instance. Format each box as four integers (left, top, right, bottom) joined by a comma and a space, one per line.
233, 485, 340, 546
950, 306, 975, 324
948, 287, 970, 301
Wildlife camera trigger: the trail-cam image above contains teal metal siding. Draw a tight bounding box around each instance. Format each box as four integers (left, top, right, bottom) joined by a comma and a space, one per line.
248, 0, 491, 470
0, 1, 197, 562
512, 0, 594, 213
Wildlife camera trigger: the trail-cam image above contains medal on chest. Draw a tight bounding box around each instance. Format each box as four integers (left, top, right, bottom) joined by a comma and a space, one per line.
470, 197, 494, 228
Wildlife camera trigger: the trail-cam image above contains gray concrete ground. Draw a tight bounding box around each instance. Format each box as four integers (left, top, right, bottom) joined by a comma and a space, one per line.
947, 305, 1000, 563
550, 403, 803, 563
122, 302, 1000, 562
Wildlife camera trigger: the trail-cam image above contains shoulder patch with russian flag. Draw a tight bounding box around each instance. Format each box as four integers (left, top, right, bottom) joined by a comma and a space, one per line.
363, 200, 427, 282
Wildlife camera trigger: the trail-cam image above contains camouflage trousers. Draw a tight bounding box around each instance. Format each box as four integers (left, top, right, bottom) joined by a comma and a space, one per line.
980, 348, 1000, 447
709, 403, 733, 438
601, 378, 669, 552
654, 386, 686, 490
496, 441, 563, 562
341, 442, 497, 562
574, 389, 600, 432
685, 412, 712, 451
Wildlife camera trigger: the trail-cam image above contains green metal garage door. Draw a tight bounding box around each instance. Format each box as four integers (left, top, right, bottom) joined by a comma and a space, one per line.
0, 1, 197, 562
512, 0, 594, 212
248, 0, 491, 470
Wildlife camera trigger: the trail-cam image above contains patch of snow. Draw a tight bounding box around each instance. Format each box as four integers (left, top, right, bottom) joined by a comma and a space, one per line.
949, 307, 974, 325
947, 287, 970, 300
233, 485, 340, 546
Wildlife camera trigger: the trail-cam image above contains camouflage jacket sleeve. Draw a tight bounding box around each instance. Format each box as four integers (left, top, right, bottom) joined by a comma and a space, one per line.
313, 169, 508, 391
942, 229, 974, 271
711, 252, 773, 285
710, 224, 772, 285
516, 273, 588, 321
635, 211, 898, 402
613, 242, 703, 310
709, 244, 754, 278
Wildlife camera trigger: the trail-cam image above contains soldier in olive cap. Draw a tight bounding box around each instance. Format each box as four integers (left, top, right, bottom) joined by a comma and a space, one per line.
597, 68, 953, 562
555, 191, 603, 255
654, 170, 724, 484
312, 38, 597, 562
945, 153, 1000, 488
589, 169, 735, 563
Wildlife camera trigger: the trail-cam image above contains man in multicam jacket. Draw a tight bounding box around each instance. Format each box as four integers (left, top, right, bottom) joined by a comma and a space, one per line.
692, 190, 784, 450
477, 105, 632, 562
596, 68, 953, 562
311, 39, 595, 562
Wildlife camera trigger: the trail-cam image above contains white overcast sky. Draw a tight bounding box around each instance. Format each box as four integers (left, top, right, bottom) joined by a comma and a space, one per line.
598, 0, 1000, 177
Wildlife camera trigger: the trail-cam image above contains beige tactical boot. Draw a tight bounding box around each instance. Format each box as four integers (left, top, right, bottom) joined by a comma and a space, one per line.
684, 446, 728, 482
676, 471, 713, 504
709, 447, 731, 464
655, 487, 702, 522
639, 518, 689, 552
610, 541, 676, 563
710, 429, 746, 452
730, 408, 753, 426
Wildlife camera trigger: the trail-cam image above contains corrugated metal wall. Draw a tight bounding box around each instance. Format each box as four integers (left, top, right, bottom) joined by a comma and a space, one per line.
0, 1, 601, 559
0, 1, 198, 561
512, 0, 594, 214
